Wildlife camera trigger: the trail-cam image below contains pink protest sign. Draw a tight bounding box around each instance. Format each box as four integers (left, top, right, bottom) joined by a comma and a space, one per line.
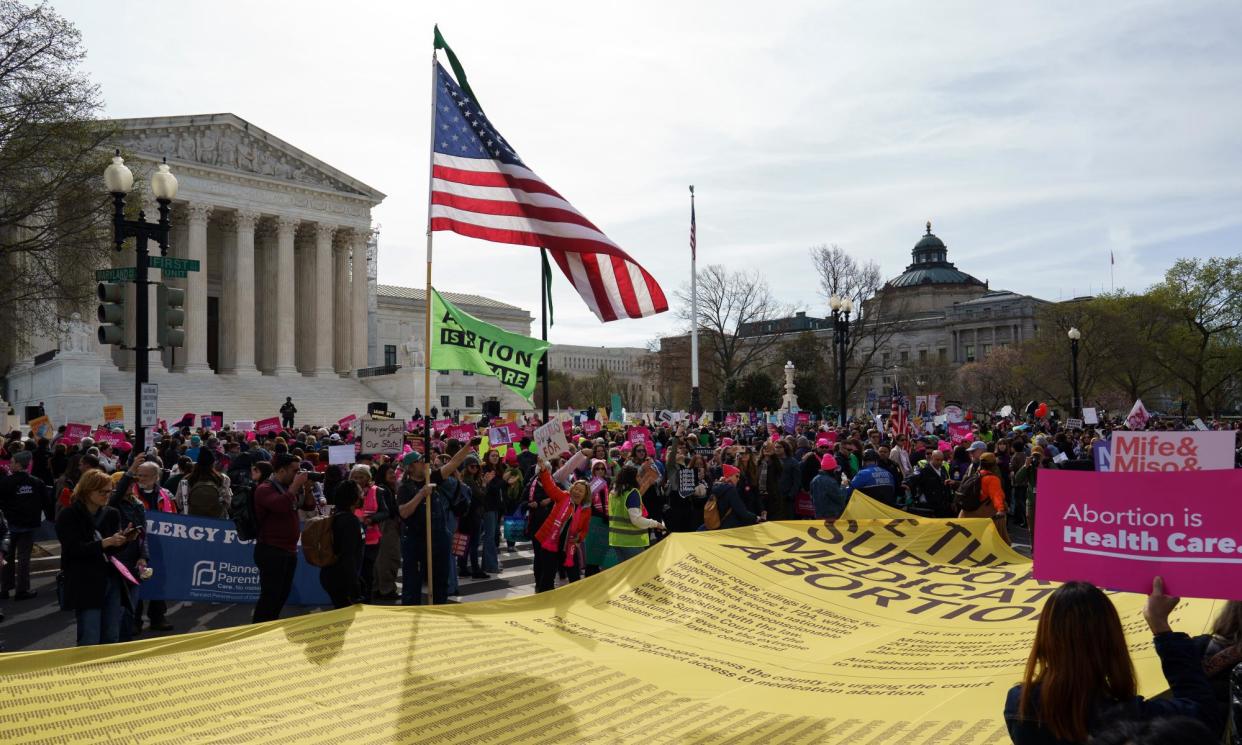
200, 415, 217, 430
93, 429, 127, 448
444, 423, 477, 442
582, 420, 601, 436
562, 419, 573, 437
254, 417, 282, 435
1034, 469, 1242, 600
432, 419, 453, 435
796, 412, 810, 425
63, 423, 91, 445
724, 413, 739, 426
338, 414, 358, 430
1108, 431, 1235, 472
947, 422, 972, 444
627, 426, 653, 448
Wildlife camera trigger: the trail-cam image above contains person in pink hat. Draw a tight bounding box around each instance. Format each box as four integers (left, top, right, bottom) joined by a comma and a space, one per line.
810, 454, 849, 519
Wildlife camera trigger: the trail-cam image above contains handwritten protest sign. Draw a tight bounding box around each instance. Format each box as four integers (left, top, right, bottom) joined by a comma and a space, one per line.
254, 417, 282, 435
533, 417, 569, 457
360, 420, 405, 455
1035, 469, 1242, 600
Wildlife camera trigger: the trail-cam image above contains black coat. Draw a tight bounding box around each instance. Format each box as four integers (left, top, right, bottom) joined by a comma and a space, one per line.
55, 501, 124, 611
0, 471, 48, 530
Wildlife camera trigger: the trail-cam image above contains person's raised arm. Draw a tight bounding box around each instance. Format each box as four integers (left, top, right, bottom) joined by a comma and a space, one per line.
553, 451, 588, 486
438, 446, 471, 480
537, 459, 569, 502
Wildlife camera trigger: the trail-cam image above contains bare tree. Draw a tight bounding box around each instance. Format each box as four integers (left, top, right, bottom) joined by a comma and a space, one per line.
675, 264, 786, 408
1, 1, 118, 364
810, 244, 910, 405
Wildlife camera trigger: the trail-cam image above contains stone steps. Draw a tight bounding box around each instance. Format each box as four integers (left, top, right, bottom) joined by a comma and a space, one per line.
99, 368, 414, 429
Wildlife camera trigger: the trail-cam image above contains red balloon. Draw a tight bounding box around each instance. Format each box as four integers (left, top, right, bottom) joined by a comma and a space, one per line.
1035, 403, 1048, 418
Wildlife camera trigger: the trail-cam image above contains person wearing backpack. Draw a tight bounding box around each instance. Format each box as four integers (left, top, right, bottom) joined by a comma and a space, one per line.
957, 452, 1009, 545
252, 453, 315, 623
712, 464, 759, 530
178, 450, 232, 519
317, 481, 364, 609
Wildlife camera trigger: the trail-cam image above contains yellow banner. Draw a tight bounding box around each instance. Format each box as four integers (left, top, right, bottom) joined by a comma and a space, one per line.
0, 510, 1218, 743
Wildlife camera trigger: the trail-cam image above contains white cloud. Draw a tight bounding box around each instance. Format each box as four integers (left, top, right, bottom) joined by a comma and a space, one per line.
56, 0, 1242, 347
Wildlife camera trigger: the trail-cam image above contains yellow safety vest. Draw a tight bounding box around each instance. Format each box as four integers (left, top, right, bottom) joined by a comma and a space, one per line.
607, 488, 649, 548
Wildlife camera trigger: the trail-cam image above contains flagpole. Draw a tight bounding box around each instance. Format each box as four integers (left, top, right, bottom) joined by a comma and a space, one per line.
689, 185, 700, 416
540, 249, 549, 423
422, 49, 437, 604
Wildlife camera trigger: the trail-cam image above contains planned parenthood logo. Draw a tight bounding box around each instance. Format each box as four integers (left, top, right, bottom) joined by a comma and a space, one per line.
186, 559, 261, 602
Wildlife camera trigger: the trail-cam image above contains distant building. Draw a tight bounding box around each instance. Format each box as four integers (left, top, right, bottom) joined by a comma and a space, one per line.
546, 344, 658, 411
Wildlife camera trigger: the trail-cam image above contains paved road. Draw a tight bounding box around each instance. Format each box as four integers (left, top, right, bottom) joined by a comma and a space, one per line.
1, 541, 539, 652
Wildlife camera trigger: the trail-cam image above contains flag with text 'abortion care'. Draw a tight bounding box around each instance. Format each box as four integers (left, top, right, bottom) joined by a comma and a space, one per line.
430, 288, 549, 401
429, 31, 668, 322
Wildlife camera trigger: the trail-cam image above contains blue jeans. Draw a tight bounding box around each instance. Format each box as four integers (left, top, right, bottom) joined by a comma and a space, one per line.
76, 575, 124, 646
480, 511, 500, 573
400, 530, 449, 605
613, 545, 645, 563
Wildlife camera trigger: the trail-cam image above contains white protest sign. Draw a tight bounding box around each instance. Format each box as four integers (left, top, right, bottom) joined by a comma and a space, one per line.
1064, 418, 1083, 430
1192, 418, 1209, 432
1082, 407, 1099, 425
533, 416, 569, 456
944, 405, 964, 424
360, 420, 405, 455
328, 444, 356, 465
1110, 430, 1234, 472
233, 420, 255, 432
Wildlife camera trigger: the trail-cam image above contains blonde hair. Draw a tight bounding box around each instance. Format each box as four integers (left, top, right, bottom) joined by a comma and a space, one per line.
73, 469, 115, 504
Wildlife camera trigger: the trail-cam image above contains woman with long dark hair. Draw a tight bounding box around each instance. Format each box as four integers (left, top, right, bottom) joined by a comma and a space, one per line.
1005, 578, 1219, 742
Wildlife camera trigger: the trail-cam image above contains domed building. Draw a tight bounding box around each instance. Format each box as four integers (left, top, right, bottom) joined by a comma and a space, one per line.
857, 222, 1049, 399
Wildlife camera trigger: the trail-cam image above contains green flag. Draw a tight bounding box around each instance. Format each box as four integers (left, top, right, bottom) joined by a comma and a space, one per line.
430, 288, 549, 401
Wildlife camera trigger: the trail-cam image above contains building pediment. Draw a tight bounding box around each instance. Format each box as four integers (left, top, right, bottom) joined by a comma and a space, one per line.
110, 114, 385, 203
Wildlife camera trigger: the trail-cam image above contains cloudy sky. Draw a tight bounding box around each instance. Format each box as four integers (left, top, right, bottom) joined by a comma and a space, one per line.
59, 0, 1242, 347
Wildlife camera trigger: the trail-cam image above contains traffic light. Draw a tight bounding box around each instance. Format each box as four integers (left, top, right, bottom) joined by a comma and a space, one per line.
96, 282, 126, 345
156, 283, 185, 348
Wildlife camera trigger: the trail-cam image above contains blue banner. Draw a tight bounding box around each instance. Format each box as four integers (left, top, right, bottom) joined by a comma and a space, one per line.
139, 511, 330, 606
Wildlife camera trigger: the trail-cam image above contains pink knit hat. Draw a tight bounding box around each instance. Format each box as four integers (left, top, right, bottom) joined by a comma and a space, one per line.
819, 454, 838, 471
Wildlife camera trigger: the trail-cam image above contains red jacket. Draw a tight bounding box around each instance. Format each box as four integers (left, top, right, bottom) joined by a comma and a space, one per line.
535, 470, 590, 553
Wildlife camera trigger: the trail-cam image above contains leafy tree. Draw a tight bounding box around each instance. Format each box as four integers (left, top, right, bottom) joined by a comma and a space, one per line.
1147, 257, 1242, 416
1, 1, 118, 363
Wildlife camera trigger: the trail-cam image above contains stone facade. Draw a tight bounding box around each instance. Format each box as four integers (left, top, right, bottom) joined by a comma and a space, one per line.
546, 344, 659, 411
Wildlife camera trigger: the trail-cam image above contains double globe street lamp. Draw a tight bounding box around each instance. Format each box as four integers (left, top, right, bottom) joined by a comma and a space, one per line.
101, 151, 179, 450
829, 294, 853, 426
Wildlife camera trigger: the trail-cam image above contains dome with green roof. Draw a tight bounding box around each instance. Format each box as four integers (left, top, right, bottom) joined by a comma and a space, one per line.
886, 222, 986, 289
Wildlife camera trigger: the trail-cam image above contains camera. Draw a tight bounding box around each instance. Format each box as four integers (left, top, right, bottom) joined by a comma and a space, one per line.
304, 471, 325, 483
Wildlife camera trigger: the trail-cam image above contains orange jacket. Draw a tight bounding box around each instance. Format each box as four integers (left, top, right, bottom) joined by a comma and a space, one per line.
981, 472, 1005, 513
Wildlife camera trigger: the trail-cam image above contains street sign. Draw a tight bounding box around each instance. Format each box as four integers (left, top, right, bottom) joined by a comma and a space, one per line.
95, 267, 136, 282
147, 256, 200, 272
140, 383, 158, 427
163, 269, 188, 278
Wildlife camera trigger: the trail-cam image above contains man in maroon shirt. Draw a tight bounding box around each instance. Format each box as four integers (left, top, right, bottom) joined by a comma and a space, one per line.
252, 453, 314, 623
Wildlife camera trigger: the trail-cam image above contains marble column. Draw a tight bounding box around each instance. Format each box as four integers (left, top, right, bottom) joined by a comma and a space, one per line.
180, 203, 213, 373
254, 219, 275, 373
233, 210, 261, 375
333, 239, 351, 375
295, 227, 313, 374
311, 223, 336, 376
273, 217, 299, 375
351, 229, 369, 373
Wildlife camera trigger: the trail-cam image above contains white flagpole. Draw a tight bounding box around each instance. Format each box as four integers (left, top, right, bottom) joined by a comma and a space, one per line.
421, 50, 437, 604
689, 185, 700, 415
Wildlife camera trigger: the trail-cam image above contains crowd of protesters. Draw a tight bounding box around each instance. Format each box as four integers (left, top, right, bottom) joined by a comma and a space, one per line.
1, 401, 1241, 740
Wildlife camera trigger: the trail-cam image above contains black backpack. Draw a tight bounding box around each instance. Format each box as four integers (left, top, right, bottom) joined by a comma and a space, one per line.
230, 482, 259, 541
954, 473, 985, 513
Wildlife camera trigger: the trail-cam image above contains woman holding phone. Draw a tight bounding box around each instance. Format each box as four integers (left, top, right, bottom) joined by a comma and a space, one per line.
55, 468, 138, 646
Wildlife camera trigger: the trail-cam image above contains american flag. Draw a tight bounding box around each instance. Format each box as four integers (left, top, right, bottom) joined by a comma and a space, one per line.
889, 387, 911, 438
690, 187, 696, 260
429, 62, 668, 322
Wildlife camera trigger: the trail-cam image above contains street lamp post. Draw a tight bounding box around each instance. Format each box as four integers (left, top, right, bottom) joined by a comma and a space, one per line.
1067, 326, 1082, 418
830, 295, 853, 426
103, 151, 178, 451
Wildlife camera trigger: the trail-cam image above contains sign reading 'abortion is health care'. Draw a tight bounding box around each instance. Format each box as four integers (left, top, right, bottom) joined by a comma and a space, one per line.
1034, 469, 1242, 600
